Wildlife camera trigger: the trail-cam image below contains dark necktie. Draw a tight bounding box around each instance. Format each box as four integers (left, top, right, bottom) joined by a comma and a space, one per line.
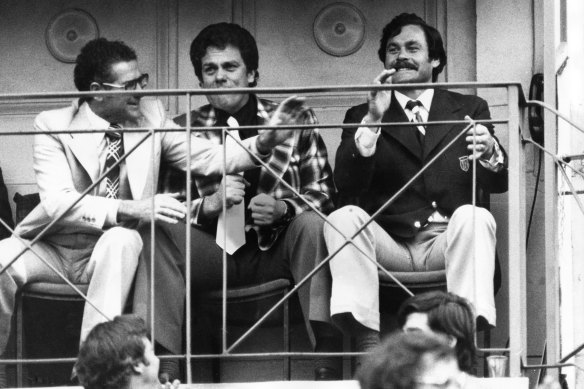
104, 124, 123, 199
405, 100, 425, 144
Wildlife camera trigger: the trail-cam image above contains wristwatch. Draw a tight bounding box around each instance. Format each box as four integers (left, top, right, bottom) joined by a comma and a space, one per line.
280, 201, 296, 225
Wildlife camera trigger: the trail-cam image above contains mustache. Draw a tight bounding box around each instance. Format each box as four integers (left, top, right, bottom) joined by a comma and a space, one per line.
394, 61, 417, 70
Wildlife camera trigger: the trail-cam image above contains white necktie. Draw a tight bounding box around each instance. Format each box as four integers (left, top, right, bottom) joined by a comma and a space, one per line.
215, 116, 246, 254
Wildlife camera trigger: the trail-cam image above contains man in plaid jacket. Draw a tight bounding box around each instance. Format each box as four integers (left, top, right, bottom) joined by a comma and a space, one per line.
132, 23, 340, 381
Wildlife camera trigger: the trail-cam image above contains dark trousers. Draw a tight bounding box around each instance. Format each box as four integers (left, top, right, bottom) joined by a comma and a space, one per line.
132, 211, 328, 354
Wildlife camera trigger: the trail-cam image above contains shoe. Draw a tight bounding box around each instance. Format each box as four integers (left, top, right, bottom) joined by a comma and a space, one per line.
314, 366, 341, 380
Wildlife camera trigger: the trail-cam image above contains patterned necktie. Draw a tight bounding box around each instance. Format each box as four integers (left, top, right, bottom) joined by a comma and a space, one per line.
104, 124, 123, 199
405, 100, 426, 137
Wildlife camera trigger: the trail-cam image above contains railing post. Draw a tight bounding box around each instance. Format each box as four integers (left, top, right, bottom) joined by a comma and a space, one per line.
507, 84, 527, 376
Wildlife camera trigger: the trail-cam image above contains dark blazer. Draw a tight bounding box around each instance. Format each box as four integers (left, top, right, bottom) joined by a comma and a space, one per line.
335, 88, 508, 238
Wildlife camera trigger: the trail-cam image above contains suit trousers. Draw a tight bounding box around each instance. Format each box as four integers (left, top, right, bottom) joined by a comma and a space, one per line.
322, 204, 497, 332
133, 211, 328, 354
0, 227, 142, 354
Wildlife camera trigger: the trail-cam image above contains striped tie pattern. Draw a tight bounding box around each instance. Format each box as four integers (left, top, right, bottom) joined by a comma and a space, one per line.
405, 99, 426, 136
104, 124, 123, 199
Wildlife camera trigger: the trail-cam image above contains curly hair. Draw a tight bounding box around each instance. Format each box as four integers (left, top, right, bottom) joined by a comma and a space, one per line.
75, 315, 149, 389
358, 331, 456, 389
377, 13, 447, 82
397, 291, 476, 373
74, 37, 137, 92
189, 22, 259, 87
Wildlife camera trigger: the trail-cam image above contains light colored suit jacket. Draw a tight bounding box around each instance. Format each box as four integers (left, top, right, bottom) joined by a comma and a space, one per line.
16, 98, 260, 239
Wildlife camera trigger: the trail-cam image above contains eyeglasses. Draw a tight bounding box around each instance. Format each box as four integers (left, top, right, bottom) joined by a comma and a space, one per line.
101, 73, 149, 90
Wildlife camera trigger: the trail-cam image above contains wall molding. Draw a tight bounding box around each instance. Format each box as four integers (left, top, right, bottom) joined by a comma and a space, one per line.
0, 99, 72, 117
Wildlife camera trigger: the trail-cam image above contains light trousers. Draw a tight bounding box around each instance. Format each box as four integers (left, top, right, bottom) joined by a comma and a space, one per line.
322, 205, 497, 332
0, 227, 142, 354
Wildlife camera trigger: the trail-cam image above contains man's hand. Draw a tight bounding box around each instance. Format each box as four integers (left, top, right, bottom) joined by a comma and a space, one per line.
118, 193, 187, 225
201, 175, 249, 218
366, 69, 396, 124
256, 95, 306, 153
248, 193, 287, 226
159, 378, 181, 389
465, 123, 495, 161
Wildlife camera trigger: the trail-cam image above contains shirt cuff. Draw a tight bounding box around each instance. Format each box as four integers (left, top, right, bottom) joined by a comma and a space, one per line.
188, 197, 205, 225
104, 200, 121, 227
354, 117, 380, 157
249, 137, 271, 163
479, 140, 505, 172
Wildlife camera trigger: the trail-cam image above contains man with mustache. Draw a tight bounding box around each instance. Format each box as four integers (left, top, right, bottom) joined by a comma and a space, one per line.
132, 23, 338, 381
318, 13, 508, 354
0, 37, 290, 383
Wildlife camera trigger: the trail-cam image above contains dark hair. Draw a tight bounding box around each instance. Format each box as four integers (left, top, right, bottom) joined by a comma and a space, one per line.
74, 38, 138, 92
358, 331, 456, 389
378, 13, 447, 82
397, 291, 476, 373
75, 315, 149, 389
189, 22, 259, 87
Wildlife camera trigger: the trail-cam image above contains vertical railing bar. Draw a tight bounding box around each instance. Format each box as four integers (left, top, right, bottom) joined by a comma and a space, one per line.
470, 119, 479, 351
150, 125, 156, 348
185, 92, 193, 383
507, 85, 527, 376
221, 128, 228, 355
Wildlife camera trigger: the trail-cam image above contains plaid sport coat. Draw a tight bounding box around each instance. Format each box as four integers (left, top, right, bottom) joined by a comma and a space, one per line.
165, 97, 335, 250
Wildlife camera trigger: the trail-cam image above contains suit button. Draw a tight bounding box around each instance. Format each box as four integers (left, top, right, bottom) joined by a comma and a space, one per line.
432, 201, 437, 208
414, 221, 421, 228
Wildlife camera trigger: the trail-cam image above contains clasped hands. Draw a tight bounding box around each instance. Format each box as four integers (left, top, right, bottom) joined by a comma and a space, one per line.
202, 175, 287, 226
365, 68, 496, 160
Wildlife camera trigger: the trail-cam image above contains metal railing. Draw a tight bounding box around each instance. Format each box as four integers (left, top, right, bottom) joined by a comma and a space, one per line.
0, 82, 529, 383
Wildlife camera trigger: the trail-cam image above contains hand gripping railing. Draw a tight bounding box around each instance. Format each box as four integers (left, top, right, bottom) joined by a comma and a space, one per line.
0, 82, 527, 382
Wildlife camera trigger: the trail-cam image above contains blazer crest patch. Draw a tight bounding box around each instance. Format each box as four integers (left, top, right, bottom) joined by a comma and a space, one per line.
459, 156, 470, 172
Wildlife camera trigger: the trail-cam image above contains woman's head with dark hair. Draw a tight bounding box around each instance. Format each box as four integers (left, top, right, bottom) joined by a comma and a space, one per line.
377, 13, 446, 82
397, 291, 476, 373
190, 22, 259, 87
74, 38, 138, 92
358, 331, 459, 389
75, 315, 159, 389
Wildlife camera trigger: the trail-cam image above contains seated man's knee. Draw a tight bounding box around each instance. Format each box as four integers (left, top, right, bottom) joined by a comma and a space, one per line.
0, 237, 28, 281
451, 205, 495, 229
101, 227, 143, 253
325, 205, 369, 235
291, 211, 325, 235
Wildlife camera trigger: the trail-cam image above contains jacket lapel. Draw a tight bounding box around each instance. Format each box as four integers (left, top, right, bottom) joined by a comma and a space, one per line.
381, 93, 422, 159
65, 103, 105, 183
423, 89, 463, 158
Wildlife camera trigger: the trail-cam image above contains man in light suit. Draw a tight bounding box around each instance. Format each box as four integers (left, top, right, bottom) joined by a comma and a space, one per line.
319, 13, 508, 353
0, 37, 293, 371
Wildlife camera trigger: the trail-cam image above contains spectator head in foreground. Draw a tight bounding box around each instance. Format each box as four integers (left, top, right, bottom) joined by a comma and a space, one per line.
397, 291, 477, 373
358, 331, 461, 389
75, 315, 164, 389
